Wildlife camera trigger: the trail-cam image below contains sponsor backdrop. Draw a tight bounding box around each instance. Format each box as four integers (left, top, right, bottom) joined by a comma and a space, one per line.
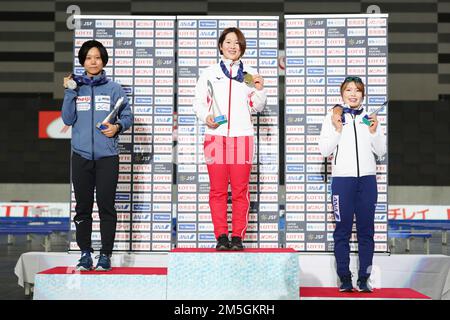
69, 15, 176, 252
175, 16, 280, 248
284, 14, 389, 252
68, 14, 387, 252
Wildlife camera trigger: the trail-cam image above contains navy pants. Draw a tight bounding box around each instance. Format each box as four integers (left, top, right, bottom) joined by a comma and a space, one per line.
331, 175, 377, 279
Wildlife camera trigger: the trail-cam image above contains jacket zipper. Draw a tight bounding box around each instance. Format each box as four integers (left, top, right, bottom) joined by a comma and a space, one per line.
91, 85, 95, 160
227, 65, 232, 137
334, 145, 339, 165
352, 115, 360, 177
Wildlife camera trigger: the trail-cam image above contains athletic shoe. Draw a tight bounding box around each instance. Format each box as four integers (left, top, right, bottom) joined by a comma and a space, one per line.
216, 234, 230, 251
339, 275, 354, 292
230, 236, 244, 251
76, 251, 93, 271
95, 254, 112, 271
356, 277, 373, 293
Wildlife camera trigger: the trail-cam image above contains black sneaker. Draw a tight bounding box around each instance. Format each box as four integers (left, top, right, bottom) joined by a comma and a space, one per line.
357, 277, 373, 293
230, 236, 244, 251
216, 234, 230, 251
339, 275, 354, 292
95, 253, 112, 271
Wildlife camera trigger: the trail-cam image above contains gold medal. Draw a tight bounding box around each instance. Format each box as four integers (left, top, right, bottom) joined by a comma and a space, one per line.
244, 72, 254, 87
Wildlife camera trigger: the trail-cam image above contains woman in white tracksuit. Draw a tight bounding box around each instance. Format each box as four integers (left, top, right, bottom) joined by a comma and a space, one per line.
319, 77, 386, 293
193, 27, 267, 251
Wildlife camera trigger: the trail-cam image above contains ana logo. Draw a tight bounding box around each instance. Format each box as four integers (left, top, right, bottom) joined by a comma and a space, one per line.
153, 223, 171, 230
134, 107, 152, 114
178, 233, 196, 240
245, 49, 257, 57
199, 30, 217, 38
133, 214, 151, 221
259, 59, 277, 66
285, 174, 305, 182
307, 184, 325, 192
115, 203, 130, 210
332, 195, 340, 222
306, 77, 324, 84
179, 20, 196, 27
154, 116, 172, 124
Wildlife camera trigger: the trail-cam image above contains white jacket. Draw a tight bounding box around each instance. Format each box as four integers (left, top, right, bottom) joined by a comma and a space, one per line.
193, 58, 267, 137
319, 107, 387, 177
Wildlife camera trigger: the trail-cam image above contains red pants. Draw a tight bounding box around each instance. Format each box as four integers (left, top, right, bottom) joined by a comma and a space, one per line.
204, 134, 254, 239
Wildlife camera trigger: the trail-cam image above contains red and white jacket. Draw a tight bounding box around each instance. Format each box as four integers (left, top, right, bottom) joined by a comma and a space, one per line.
193, 58, 267, 137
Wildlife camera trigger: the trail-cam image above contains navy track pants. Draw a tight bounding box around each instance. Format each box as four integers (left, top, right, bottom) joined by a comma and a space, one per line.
331, 175, 377, 279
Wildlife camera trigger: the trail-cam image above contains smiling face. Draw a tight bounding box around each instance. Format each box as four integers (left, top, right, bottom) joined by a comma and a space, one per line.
341, 81, 364, 108
219, 32, 242, 62
83, 47, 104, 77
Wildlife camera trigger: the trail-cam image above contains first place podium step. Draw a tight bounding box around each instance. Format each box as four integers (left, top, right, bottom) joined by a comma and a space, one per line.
167, 248, 299, 300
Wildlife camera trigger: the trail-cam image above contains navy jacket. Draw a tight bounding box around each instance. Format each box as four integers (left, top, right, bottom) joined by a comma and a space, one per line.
61, 71, 133, 160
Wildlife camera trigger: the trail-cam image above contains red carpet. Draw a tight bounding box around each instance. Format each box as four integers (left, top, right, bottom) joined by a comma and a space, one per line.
300, 287, 431, 300
171, 248, 296, 253
38, 267, 168, 275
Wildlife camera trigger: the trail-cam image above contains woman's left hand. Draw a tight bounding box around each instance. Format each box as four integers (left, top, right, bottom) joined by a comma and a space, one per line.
368, 114, 378, 134
253, 74, 264, 90
101, 122, 119, 138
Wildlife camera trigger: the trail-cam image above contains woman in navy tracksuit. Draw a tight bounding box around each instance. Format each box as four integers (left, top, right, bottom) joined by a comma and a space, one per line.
62, 40, 132, 271
319, 77, 386, 292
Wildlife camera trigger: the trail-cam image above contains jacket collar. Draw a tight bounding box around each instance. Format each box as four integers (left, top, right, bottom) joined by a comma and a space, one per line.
75, 70, 109, 87
221, 57, 242, 68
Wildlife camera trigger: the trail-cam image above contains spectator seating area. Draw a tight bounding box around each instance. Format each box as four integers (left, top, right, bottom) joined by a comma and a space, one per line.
0, 217, 70, 251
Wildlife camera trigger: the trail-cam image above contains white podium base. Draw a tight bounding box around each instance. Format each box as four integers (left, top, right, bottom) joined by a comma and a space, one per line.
167, 248, 299, 300
33, 267, 167, 300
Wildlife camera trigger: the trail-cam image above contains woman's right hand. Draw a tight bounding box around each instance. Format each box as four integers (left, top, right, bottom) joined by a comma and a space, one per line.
331, 113, 343, 133
63, 74, 72, 88
331, 107, 343, 132
205, 115, 219, 129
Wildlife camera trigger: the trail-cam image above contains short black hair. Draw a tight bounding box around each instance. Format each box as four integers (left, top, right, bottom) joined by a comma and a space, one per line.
78, 40, 108, 66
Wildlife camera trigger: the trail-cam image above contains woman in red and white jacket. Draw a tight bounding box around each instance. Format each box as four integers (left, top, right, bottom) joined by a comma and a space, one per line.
193, 27, 267, 251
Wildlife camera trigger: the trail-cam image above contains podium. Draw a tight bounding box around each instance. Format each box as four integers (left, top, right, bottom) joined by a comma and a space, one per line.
167, 248, 299, 300
299, 287, 431, 300
33, 248, 299, 300
33, 267, 167, 300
